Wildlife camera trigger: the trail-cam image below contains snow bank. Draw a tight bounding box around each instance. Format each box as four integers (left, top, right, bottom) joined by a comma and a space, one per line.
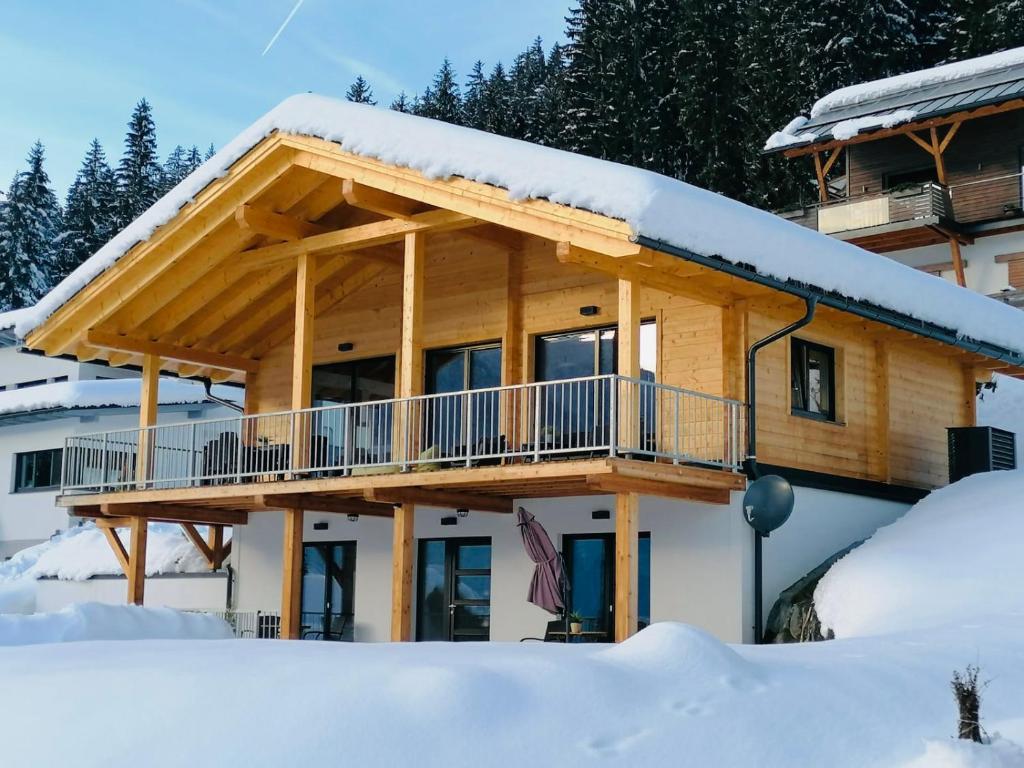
0, 603, 231, 645
1, 618, 1023, 766
0, 522, 212, 582
815, 470, 1024, 638
903, 736, 1024, 768
16, 94, 1024, 361
0, 579, 36, 613
0, 377, 238, 417
811, 46, 1024, 118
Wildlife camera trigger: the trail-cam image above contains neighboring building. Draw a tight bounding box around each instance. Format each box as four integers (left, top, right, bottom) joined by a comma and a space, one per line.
13, 95, 1024, 645
0, 314, 240, 558
766, 47, 1024, 302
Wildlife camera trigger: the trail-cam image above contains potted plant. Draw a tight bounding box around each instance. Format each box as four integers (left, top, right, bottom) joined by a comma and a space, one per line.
569, 612, 584, 635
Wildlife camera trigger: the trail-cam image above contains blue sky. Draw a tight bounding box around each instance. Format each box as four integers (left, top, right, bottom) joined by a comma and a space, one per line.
0, 1, 571, 194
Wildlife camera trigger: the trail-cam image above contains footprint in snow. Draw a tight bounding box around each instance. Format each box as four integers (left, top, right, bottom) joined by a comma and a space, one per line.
583, 729, 651, 757
668, 696, 713, 716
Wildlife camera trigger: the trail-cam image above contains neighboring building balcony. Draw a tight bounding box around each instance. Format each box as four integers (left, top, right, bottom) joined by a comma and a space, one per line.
59, 375, 747, 509
781, 174, 1024, 252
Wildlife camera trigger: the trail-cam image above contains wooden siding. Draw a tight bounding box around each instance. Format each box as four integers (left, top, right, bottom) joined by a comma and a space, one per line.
846, 111, 1024, 225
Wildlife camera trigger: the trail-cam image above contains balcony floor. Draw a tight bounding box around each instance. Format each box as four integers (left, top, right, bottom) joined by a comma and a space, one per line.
60, 457, 746, 522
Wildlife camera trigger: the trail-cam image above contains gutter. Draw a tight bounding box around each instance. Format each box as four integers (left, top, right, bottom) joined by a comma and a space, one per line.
635, 235, 1024, 368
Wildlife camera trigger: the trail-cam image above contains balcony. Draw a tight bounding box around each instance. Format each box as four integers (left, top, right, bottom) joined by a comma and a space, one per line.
60, 376, 747, 508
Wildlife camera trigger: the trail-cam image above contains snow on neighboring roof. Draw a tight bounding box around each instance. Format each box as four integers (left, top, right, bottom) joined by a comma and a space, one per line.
0, 306, 34, 331
811, 47, 1024, 118
17, 94, 1024, 361
814, 468, 1024, 638
0, 377, 235, 418
0, 522, 216, 582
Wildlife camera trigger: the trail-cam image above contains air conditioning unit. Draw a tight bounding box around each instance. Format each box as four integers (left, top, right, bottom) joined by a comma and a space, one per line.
947, 426, 1017, 483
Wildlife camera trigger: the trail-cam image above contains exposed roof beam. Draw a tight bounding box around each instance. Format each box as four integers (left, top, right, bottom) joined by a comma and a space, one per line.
342, 179, 419, 218
234, 204, 329, 241
96, 503, 249, 526
363, 487, 513, 514
254, 493, 394, 517
237, 209, 477, 272
85, 330, 259, 374
463, 224, 526, 252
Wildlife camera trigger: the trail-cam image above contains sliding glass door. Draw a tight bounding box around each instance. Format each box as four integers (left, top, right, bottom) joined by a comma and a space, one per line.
300, 541, 356, 641
311, 356, 396, 465
424, 344, 502, 457
563, 532, 651, 641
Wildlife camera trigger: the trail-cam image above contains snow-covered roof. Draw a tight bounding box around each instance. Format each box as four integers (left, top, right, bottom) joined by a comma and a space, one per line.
17, 94, 1024, 362
0, 307, 34, 332
766, 46, 1024, 150
0, 378, 236, 421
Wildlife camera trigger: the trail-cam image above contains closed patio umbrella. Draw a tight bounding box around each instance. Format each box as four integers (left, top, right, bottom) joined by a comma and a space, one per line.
516, 506, 565, 615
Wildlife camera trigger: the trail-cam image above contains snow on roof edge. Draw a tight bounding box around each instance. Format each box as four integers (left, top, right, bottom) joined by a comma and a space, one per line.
17, 93, 1024, 362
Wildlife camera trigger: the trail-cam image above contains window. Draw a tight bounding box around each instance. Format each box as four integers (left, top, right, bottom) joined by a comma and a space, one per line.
14, 448, 63, 491
884, 167, 938, 191
791, 338, 836, 421
15, 379, 47, 390
425, 343, 502, 453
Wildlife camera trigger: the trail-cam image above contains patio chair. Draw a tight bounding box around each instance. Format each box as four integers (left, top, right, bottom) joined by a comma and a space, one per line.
520, 618, 568, 643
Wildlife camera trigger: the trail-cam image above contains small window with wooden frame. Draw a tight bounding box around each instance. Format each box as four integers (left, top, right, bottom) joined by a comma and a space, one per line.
790, 338, 837, 422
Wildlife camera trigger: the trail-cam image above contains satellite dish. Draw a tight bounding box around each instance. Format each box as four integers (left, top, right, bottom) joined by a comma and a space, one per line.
742, 475, 794, 536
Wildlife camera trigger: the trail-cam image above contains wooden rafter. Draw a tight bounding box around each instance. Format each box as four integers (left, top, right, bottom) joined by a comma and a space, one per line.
180, 523, 215, 564
97, 503, 248, 526
363, 487, 513, 514
342, 179, 419, 218
101, 527, 130, 575
85, 330, 259, 374
255, 493, 394, 517
235, 204, 329, 241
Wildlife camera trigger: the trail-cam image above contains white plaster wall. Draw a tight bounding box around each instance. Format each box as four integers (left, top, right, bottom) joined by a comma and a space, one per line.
231, 486, 910, 645
32, 573, 227, 613
883, 230, 1024, 296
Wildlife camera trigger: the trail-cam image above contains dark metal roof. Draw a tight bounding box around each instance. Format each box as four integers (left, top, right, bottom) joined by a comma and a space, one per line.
768, 57, 1024, 152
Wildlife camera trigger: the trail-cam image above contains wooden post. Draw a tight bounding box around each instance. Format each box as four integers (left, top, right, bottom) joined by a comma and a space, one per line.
614, 492, 639, 642
291, 253, 316, 469
872, 341, 891, 484
208, 524, 225, 570
813, 152, 828, 203
127, 515, 148, 605
136, 354, 160, 485
929, 127, 967, 288
397, 232, 425, 464
502, 250, 523, 445
617, 278, 641, 452
280, 507, 303, 639
391, 502, 415, 641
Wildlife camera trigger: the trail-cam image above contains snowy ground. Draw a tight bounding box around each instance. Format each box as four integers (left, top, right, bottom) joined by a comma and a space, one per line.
0, 616, 1021, 767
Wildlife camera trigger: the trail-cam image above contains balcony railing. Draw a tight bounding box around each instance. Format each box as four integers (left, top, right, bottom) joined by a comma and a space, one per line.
61, 375, 746, 494
783, 172, 1024, 235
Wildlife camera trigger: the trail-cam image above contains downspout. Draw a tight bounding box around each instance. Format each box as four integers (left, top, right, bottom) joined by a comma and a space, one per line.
201, 378, 244, 413
744, 295, 818, 644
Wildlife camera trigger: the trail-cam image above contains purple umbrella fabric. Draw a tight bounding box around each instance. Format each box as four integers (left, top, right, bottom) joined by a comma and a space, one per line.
516, 506, 564, 614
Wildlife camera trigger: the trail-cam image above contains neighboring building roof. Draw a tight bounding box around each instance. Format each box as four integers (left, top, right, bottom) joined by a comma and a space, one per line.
766, 46, 1024, 151
15, 94, 1024, 363
0, 378, 237, 425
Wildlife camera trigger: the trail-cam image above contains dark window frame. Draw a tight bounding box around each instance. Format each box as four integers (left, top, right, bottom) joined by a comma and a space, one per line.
416, 536, 492, 642
791, 337, 837, 423
13, 447, 63, 492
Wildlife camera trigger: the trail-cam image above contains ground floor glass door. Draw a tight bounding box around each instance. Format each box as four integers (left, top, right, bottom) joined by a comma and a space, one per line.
300, 541, 356, 641
564, 532, 651, 641
416, 537, 492, 641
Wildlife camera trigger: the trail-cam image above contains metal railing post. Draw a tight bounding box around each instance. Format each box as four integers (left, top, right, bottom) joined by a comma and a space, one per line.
609, 376, 618, 457
465, 391, 474, 467
532, 384, 542, 463
100, 433, 109, 492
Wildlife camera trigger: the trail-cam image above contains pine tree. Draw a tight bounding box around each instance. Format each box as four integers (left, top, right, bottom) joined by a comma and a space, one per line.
186, 145, 204, 173
508, 37, 549, 142
463, 60, 488, 130
115, 99, 163, 228
346, 75, 377, 105
162, 144, 190, 192
204, 143, 216, 161
0, 143, 62, 308
417, 58, 463, 124
390, 91, 412, 113
58, 139, 116, 281
481, 62, 514, 135
537, 44, 569, 147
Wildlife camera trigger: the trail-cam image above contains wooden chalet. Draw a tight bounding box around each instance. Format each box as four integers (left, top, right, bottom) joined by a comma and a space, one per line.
21, 95, 1024, 642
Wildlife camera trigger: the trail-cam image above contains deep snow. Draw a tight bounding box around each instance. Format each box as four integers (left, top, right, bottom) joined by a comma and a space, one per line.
0, 617, 1021, 767
15, 94, 1024, 362
815, 469, 1024, 639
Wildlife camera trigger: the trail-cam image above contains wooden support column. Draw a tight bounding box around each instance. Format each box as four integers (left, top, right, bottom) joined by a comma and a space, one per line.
813, 152, 828, 202
617, 278, 641, 452
127, 516, 148, 605
614, 492, 639, 642
280, 507, 303, 639
397, 232, 425, 464
502, 250, 523, 445
208, 524, 226, 570
391, 502, 415, 642
928, 126, 967, 288
291, 253, 316, 470
872, 341, 892, 484
136, 354, 160, 485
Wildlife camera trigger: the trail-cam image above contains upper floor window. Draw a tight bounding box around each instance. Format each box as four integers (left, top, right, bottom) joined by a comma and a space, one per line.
14, 448, 63, 492
885, 167, 938, 191
791, 338, 836, 422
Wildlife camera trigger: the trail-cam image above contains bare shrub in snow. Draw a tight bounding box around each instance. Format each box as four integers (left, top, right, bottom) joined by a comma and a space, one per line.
951, 665, 985, 743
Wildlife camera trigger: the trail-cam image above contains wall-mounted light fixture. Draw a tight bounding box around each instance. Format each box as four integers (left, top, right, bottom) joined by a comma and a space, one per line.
591, 509, 610, 520
441, 515, 458, 526
579, 305, 600, 317
456, 508, 469, 519
313, 521, 329, 531
346, 513, 359, 522
338, 342, 355, 353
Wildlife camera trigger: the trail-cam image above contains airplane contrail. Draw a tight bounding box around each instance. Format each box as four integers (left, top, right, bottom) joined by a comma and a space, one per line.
262, 0, 305, 56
